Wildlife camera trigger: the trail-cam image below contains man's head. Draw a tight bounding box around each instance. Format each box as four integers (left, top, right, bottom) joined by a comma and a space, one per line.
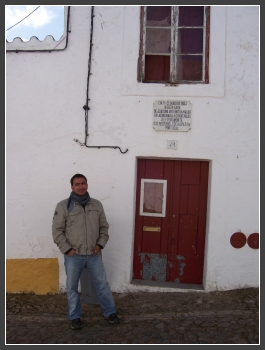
70, 174, 88, 196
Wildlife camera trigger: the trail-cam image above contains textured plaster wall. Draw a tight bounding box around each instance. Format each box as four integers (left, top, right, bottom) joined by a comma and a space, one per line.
6, 6, 259, 293
6, 259, 59, 294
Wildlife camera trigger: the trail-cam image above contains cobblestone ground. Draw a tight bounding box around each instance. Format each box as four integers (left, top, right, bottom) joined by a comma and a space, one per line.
6, 287, 259, 344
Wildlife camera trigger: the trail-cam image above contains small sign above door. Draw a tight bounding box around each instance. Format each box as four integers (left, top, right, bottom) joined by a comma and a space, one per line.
153, 100, 192, 132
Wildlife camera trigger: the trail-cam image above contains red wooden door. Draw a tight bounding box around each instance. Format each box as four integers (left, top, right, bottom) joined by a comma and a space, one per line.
133, 158, 209, 284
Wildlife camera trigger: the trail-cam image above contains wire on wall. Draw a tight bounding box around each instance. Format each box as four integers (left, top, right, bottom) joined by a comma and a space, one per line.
74, 6, 128, 154
6, 6, 40, 31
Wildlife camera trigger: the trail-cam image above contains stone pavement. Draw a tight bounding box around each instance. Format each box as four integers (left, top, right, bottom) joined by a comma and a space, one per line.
6, 287, 259, 345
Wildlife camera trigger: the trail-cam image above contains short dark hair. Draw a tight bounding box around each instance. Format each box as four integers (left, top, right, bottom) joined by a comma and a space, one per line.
70, 174, 87, 186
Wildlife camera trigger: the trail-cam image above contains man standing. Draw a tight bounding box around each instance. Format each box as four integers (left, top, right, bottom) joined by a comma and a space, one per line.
52, 173, 120, 329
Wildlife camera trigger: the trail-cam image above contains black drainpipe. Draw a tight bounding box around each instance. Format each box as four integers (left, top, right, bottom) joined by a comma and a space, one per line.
74, 6, 128, 154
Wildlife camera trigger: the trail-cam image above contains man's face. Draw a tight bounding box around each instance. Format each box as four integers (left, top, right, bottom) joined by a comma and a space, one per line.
71, 177, 88, 196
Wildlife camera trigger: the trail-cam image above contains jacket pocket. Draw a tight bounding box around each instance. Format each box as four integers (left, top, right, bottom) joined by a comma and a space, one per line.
88, 209, 100, 225
66, 209, 81, 227
65, 210, 84, 247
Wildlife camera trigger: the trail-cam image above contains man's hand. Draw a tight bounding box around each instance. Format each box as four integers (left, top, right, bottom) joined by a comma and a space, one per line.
92, 244, 101, 257
66, 249, 76, 256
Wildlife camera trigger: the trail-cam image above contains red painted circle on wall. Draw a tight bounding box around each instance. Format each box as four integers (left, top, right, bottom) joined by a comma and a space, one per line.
247, 233, 259, 249
230, 232, 246, 248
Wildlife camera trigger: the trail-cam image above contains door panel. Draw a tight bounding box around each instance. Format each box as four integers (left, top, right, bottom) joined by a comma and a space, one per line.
178, 215, 198, 254
142, 231, 161, 253
187, 185, 200, 215
181, 160, 201, 184
133, 158, 209, 285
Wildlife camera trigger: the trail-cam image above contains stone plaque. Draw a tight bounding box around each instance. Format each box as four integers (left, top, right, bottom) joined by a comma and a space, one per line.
153, 100, 192, 131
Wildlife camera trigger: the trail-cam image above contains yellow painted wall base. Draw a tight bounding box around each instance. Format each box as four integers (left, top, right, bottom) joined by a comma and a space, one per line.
6, 258, 59, 295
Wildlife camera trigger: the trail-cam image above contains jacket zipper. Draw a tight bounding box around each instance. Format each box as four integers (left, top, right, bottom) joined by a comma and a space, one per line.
84, 206, 88, 254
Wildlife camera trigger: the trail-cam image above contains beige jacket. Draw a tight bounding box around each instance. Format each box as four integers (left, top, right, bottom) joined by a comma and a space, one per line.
52, 197, 109, 255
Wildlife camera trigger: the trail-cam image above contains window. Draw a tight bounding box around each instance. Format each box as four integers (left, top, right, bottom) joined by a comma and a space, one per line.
138, 6, 210, 84
139, 179, 167, 217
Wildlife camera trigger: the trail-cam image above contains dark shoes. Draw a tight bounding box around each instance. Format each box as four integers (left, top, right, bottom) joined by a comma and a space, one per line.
105, 313, 120, 324
71, 314, 119, 329
71, 318, 83, 330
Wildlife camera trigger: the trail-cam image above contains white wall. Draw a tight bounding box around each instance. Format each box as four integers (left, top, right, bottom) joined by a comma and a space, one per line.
6, 6, 259, 292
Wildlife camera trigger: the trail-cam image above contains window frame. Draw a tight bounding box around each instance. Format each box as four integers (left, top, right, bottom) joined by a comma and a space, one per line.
138, 6, 210, 85
139, 179, 167, 217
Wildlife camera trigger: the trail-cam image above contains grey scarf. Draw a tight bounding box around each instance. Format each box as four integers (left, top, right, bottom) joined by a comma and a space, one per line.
67, 191, 90, 213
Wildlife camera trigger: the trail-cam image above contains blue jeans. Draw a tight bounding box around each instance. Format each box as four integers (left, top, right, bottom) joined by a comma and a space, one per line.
64, 253, 116, 320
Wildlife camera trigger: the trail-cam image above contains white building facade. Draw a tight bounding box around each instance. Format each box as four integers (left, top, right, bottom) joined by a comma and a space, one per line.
6, 6, 259, 294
